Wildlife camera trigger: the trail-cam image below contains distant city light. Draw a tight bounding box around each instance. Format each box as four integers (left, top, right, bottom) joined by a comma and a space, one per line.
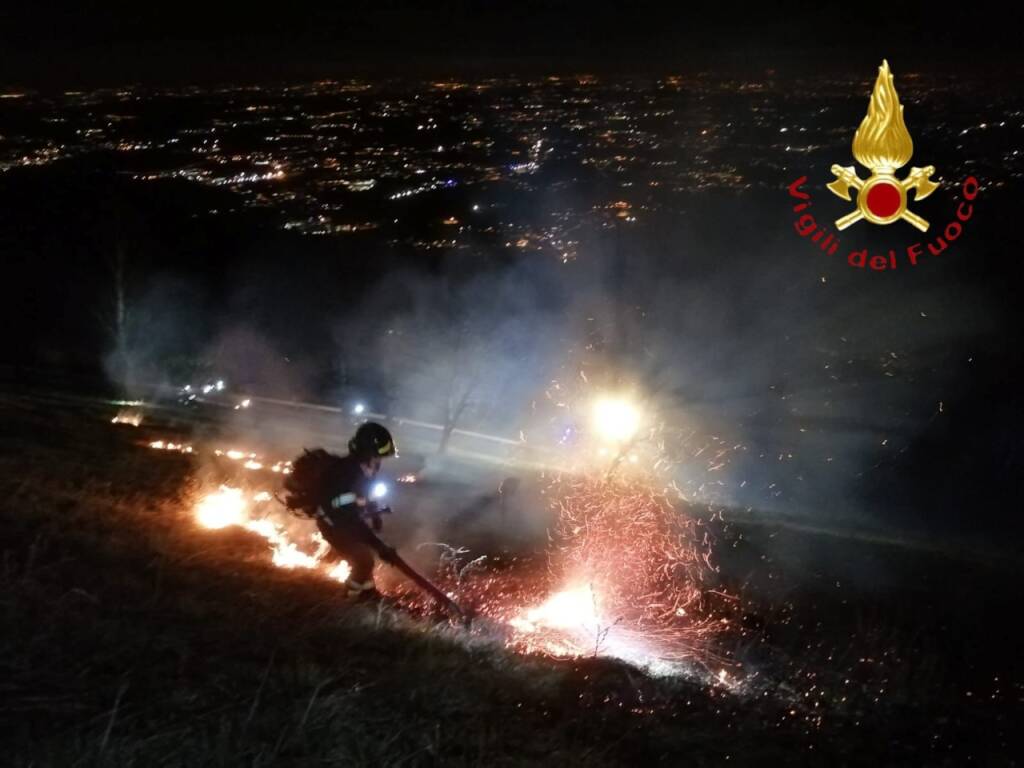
7, 77, 1005, 262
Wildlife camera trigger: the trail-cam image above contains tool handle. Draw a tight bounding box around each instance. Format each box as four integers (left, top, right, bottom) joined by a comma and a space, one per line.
361, 529, 467, 620
389, 553, 465, 619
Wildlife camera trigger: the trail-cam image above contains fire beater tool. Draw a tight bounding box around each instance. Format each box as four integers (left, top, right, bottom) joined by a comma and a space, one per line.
364, 526, 470, 627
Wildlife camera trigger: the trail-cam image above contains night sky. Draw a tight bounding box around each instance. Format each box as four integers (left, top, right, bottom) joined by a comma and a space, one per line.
2, 2, 1022, 86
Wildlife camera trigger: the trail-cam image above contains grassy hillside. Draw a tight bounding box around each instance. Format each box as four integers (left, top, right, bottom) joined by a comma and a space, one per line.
1, 395, 1018, 766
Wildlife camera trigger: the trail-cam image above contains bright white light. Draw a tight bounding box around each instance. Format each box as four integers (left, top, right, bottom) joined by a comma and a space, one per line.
472, 204, 480, 211
371, 482, 388, 499
352, 402, 366, 415
215, 380, 225, 391
592, 397, 641, 443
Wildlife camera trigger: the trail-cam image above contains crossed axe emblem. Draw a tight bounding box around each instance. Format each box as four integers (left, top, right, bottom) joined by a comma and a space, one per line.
827, 165, 939, 232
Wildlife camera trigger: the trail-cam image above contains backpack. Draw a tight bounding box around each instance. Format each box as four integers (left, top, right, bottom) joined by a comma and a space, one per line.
283, 449, 344, 517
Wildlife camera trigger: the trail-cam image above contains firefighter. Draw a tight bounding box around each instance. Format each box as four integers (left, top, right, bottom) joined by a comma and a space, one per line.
315, 422, 399, 600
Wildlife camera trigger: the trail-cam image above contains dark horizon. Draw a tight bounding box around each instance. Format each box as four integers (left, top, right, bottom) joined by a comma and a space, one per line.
2, 2, 1022, 88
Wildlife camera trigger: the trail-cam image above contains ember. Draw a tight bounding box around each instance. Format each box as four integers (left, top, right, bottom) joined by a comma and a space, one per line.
497, 473, 728, 675
157, 394, 731, 679
149, 440, 193, 453
188, 472, 729, 676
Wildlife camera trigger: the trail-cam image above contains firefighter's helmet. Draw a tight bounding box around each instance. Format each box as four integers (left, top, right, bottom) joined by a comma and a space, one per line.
349, 422, 397, 459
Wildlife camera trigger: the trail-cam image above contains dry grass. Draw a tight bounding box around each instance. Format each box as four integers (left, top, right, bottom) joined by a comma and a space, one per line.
0, 403, 723, 766
0, 397, 1019, 766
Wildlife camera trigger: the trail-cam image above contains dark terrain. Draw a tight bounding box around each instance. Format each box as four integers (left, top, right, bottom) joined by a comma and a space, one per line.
1, 390, 1020, 766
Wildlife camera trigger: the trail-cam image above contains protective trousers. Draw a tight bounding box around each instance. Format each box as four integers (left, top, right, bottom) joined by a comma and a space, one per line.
317, 516, 376, 597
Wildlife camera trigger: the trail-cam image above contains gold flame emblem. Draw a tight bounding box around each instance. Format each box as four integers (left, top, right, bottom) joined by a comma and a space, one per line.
827, 60, 938, 232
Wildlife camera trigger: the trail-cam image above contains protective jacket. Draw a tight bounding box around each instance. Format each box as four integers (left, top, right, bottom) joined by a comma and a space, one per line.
315, 454, 391, 596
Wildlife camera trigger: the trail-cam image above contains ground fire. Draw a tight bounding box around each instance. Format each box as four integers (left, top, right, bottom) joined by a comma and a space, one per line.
177, 434, 732, 681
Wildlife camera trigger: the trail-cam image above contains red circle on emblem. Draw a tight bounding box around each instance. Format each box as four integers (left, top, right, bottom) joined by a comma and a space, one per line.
865, 181, 902, 218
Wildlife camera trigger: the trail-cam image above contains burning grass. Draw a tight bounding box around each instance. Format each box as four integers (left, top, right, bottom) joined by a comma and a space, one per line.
1, 398, 1019, 765
395, 474, 734, 679
159, 426, 732, 680
2, 402, 749, 766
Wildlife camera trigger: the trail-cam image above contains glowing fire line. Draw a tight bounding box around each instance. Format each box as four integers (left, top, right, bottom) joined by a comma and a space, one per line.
195, 486, 350, 584
155, 434, 732, 679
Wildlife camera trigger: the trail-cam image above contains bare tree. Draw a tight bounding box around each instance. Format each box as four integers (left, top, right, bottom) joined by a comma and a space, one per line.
437, 322, 481, 454
347, 260, 551, 454
383, 312, 490, 454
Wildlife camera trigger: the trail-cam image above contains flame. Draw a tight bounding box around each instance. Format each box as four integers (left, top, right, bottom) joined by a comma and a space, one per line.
111, 410, 142, 427
510, 584, 601, 635
149, 440, 193, 453
196, 486, 248, 529
506, 579, 698, 674
327, 560, 352, 583
193, 486, 350, 578
188, 474, 729, 676
852, 60, 913, 172
482, 474, 731, 675
211, 447, 292, 473
244, 518, 319, 569
141, 407, 731, 677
